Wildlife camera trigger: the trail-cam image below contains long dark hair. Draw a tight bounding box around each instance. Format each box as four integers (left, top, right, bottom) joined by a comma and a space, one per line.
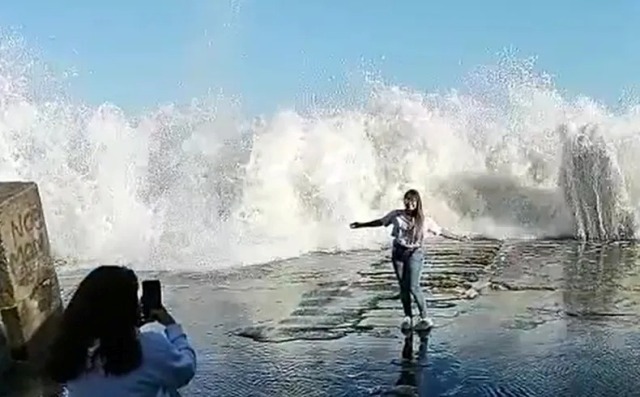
46, 266, 143, 382
404, 189, 425, 244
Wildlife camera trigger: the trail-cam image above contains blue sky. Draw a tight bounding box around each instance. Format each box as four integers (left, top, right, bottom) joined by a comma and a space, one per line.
1, 0, 639, 116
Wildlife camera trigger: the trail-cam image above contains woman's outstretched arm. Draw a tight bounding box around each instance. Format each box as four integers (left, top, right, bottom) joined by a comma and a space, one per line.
440, 229, 467, 241
350, 219, 384, 229
350, 211, 396, 229
425, 217, 467, 241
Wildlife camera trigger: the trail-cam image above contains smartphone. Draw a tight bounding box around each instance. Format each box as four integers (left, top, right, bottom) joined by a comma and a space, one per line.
141, 280, 162, 320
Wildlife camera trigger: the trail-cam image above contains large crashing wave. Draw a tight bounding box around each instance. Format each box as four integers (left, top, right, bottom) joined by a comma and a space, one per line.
558, 123, 636, 240
1, 34, 640, 271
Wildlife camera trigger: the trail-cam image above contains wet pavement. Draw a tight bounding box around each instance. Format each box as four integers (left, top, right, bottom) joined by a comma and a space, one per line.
5, 239, 640, 396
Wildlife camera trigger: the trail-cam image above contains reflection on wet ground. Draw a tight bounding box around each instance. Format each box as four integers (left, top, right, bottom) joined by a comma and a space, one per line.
6, 240, 640, 396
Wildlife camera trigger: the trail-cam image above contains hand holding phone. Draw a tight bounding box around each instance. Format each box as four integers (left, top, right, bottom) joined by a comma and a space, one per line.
149, 307, 176, 326
141, 279, 178, 326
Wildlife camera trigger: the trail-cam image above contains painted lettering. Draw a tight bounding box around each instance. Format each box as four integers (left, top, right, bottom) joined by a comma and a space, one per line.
5, 207, 48, 287
8, 231, 47, 287
9, 232, 46, 266
10, 207, 44, 243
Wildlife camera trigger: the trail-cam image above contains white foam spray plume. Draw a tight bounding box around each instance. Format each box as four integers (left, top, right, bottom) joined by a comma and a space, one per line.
559, 123, 636, 240
1, 33, 640, 271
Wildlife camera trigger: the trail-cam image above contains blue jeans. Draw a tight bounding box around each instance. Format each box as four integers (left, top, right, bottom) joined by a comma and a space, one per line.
391, 244, 427, 318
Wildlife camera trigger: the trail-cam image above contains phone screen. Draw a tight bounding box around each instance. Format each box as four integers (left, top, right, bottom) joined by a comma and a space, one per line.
141, 280, 162, 319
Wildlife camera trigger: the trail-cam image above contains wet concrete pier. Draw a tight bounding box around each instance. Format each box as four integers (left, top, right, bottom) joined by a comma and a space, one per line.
236, 240, 504, 342
16, 239, 640, 396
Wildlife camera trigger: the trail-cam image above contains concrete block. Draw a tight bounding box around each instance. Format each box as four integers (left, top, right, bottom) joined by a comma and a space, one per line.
0, 182, 62, 365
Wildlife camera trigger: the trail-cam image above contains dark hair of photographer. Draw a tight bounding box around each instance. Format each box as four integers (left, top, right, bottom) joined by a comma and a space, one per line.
47, 265, 142, 380
45, 265, 196, 397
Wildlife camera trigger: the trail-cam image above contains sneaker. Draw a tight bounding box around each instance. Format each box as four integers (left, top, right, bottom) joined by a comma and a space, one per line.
400, 316, 412, 332
414, 317, 434, 331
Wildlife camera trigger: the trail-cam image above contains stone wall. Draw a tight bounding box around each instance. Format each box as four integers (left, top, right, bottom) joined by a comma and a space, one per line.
0, 182, 62, 367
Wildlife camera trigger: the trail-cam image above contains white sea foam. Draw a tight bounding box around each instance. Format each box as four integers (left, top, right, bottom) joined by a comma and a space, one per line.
1, 33, 638, 271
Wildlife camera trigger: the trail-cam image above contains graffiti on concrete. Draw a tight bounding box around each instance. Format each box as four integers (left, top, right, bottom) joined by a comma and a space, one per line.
7, 206, 48, 286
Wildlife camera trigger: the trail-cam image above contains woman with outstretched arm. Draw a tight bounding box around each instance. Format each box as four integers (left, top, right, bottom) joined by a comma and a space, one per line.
350, 189, 466, 331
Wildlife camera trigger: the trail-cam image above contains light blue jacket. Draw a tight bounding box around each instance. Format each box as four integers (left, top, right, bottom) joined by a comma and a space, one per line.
64, 323, 197, 397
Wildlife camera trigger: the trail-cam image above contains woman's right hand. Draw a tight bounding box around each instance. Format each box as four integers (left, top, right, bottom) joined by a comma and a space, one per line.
150, 306, 177, 326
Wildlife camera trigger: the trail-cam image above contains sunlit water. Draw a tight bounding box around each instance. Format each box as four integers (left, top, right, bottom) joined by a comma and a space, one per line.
45, 241, 640, 396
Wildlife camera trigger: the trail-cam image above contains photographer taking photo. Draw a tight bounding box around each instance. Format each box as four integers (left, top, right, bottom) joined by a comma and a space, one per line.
46, 266, 196, 397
